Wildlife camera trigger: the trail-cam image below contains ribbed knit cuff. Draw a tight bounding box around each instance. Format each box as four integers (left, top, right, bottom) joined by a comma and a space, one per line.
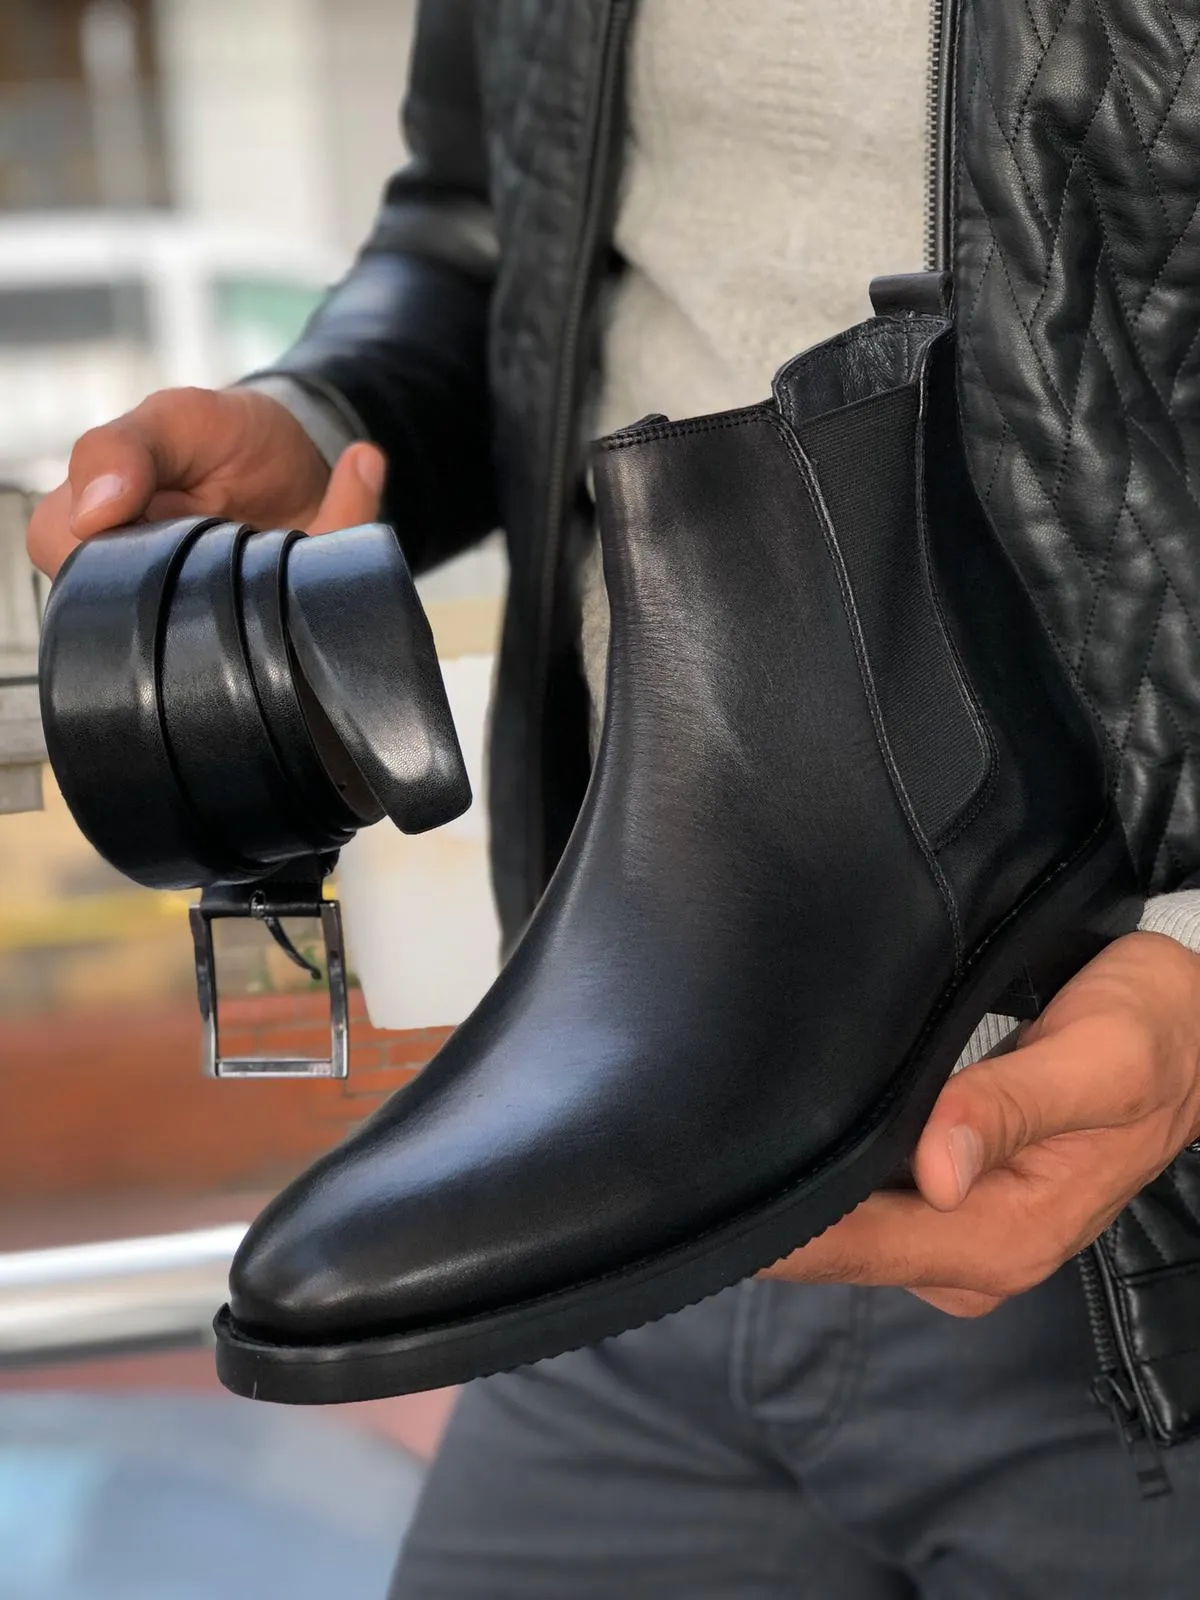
1138, 890, 1200, 952
955, 1012, 1020, 1073
1140, 893, 1200, 1155
235, 373, 365, 470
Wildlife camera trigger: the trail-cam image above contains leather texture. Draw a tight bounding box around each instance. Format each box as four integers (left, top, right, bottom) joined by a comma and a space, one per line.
956, 0, 1200, 898
39, 518, 470, 890
224, 321, 1127, 1370
284, 527, 474, 836
955, 0, 1200, 1447
243, 0, 1200, 1435
1094, 1164, 1200, 1446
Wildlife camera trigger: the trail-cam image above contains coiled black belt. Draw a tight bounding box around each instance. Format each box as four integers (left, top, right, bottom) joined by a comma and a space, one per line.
39, 516, 471, 1078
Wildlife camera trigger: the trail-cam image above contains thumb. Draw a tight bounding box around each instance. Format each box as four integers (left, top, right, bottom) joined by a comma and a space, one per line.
305, 443, 387, 536
911, 1023, 1129, 1212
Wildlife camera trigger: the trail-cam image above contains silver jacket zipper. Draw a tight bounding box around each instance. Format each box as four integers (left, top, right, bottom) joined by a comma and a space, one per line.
1078, 1246, 1171, 1497
925, 0, 960, 272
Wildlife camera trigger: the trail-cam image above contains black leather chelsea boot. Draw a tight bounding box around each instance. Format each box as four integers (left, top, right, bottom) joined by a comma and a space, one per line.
216, 313, 1141, 1402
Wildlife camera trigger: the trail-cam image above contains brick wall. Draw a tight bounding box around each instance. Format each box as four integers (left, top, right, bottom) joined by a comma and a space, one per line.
0, 991, 450, 1200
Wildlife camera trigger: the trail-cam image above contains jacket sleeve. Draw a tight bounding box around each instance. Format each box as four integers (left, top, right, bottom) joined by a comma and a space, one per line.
246, 0, 498, 575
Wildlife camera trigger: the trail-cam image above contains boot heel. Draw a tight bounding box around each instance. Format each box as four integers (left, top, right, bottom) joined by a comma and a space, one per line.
992, 832, 1143, 1020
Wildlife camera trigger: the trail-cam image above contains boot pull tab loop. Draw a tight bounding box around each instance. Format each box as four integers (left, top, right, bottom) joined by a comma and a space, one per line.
869, 270, 954, 319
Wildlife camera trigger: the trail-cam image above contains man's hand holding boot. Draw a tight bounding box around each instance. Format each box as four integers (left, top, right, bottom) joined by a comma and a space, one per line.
764, 933, 1200, 1315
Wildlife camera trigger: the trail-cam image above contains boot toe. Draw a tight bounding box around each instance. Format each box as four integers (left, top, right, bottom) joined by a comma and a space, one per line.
228, 1178, 360, 1343
225, 1108, 537, 1345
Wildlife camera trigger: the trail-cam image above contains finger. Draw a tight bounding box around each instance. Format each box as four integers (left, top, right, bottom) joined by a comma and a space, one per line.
25, 481, 77, 578
760, 1191, 983, 1288
907, 1286, 1007, 1318
67, 419, 163, 537
911, 1020, 1146, 1211
305, 444, 387, 536
67, 388, 247, 539
759, 1185, 1061, 1298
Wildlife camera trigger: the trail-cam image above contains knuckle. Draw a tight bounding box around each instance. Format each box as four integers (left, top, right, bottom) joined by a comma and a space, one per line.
141, 384, 211, 421
67, 418, 135, 481
989, 1078, 1034, 1154
128, 389, 183, 438
67, 423, 110, 466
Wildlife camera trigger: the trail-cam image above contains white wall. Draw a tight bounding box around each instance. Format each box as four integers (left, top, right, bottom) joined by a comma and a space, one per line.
156, 0, 331, 245
316, 0, 416, 250
155, 0, 414, 256
338, 654, 502, 1029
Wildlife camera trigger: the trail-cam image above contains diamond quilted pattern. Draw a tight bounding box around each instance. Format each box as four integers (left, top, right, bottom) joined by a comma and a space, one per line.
1105, 1150, 1200, 1274
956, 0, 1200, 892
958, 5, 1200, 1441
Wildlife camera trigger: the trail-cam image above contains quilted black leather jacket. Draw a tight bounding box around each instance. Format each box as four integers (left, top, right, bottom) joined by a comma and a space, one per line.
261, 0, 1200, 1463
955, 0, 1200, 1467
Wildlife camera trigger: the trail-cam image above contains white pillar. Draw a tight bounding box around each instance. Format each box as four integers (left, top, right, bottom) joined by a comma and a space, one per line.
313, 0, 415, 251
155, 0, 332, 245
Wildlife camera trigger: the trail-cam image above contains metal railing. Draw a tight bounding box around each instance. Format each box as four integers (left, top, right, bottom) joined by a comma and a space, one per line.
0, 484, 43, 674
0, 483, 46, 813
0, 1224, 248, 1367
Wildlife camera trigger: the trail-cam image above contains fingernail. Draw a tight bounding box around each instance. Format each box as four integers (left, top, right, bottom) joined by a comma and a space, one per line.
355, 449, 386, 495
948, 1125, 983, 1202
72, 473, 127, 529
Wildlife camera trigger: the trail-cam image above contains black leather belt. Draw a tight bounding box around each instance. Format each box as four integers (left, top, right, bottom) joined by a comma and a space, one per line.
39, 517, 471, 1077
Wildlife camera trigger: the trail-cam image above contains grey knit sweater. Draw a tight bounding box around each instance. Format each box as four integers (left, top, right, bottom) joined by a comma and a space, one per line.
581, 0, 930, 722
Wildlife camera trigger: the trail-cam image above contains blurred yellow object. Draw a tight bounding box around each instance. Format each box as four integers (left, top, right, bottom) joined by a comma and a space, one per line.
0, 888, 193, 953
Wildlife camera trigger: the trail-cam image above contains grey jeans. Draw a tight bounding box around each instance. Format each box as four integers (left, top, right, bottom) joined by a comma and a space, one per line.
389, 1266, 1200, 1598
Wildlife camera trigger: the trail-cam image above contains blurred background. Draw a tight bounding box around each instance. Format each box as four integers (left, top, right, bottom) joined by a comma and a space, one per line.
0, 3, 507, 1593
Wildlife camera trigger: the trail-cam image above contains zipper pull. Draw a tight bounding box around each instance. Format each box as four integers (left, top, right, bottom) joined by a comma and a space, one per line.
1092, 1372, 1172, 1500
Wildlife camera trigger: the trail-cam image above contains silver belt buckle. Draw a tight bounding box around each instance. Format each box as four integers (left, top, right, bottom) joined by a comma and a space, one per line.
189, 857, 348, 1079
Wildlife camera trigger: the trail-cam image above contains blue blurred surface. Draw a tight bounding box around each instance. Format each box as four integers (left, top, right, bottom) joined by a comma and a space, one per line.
0, 1393, 424, 1599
